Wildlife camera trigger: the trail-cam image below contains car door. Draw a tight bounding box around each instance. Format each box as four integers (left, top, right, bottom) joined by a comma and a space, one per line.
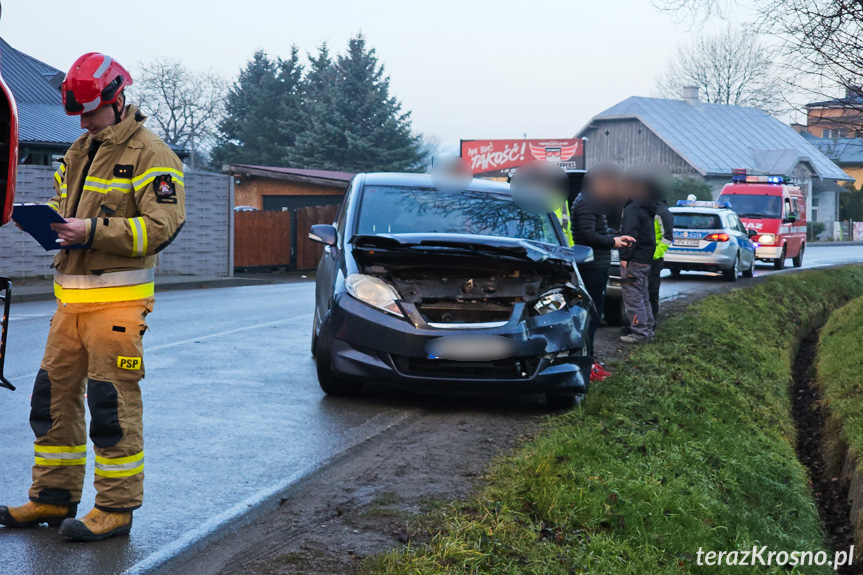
315, 179, 355, 325
731, 213, 755, 267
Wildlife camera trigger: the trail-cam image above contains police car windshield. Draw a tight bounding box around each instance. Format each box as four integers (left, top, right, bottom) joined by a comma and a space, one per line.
673, 213, 722, 230
356, 186, 559, 243
718, 194, 782, 219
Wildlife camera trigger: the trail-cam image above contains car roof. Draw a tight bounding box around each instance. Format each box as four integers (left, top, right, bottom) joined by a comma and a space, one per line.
359, 172, 511, 196
720, 183, 802, 196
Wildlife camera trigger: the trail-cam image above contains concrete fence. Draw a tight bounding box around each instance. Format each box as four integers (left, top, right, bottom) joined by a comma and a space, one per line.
0, 165, 233, 279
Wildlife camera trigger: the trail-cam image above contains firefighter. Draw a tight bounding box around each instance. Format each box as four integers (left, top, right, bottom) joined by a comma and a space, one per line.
0, 53, 185, 541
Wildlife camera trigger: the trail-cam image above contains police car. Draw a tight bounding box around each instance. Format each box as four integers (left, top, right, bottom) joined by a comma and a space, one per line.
665, 200, 758, 281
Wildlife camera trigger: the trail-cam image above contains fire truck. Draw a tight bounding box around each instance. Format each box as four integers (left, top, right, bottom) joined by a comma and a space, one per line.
0, 2, 20, 391
717, 169, 807, 270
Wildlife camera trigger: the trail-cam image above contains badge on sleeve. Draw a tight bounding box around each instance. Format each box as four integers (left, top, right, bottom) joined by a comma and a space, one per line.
153, 174, 178, 204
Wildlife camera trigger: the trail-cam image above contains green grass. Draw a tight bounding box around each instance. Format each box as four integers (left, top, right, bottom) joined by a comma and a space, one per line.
366, 266, 863, 575
817, 295, 863, 473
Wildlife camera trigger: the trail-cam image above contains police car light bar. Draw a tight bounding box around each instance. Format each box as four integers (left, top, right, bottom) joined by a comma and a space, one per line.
676, 200, 732, 208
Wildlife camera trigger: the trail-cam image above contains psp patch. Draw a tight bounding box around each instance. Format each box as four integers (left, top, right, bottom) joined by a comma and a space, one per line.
117, 356, 142, 371
153, 174, 178, 204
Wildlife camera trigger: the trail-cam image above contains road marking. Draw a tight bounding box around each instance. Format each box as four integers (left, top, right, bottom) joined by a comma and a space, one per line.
146, 314, 312, 353
5, 313, 313, 383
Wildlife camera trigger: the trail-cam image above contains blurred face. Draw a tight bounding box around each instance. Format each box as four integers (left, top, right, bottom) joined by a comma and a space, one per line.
623, 177, 651, 203
79, 93, 124, 136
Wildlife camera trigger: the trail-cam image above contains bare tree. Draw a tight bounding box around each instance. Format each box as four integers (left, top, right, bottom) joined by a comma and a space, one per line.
655, 0, 863, 128
131, 59, 227, 169
656, 27, 784, 113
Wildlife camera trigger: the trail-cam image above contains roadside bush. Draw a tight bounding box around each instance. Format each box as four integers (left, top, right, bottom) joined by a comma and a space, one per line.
369, 266, 863, 575
808, 222, 826, 241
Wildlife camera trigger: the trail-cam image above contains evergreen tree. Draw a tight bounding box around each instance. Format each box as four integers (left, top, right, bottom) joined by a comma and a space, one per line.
211, 49, 303, 168
292, 34, 422, 172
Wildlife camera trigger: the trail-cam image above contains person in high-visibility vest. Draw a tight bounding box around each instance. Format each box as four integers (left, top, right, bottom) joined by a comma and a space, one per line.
555, 201, 574, 246
0, 53, 185, 541
649, 199, 674, 330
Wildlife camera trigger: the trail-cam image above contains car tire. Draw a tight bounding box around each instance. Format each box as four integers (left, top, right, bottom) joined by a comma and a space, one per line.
742, 255, 755, 278
315, 315, 364, 396
722, 256, 739, 282
792, 244, 804, 268
546, 393, 580, 410
310, 314, 318, 357
603, 296, 627, 327
773, 246, 786, 270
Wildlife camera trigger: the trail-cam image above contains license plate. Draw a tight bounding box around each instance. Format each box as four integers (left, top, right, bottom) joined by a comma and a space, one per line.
674, 239, 700, 247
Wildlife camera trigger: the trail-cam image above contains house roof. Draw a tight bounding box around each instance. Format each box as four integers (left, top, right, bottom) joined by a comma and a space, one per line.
0, 36, 82, 146
576, 96, 852, 182
228, 164, 354, 186
800, 132, 863, 167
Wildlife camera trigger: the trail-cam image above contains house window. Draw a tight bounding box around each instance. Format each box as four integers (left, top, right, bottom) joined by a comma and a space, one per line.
811, 195, 819, 221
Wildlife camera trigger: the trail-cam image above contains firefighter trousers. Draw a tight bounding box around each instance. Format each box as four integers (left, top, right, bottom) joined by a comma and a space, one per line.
28, 300, 150, 512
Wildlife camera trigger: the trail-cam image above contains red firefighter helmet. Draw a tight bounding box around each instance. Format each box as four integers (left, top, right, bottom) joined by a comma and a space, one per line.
61, 53, 132, 116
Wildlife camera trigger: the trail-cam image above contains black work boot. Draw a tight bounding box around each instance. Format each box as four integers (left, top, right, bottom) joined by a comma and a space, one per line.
59, 508, 133, 542
0, 501, 77, 528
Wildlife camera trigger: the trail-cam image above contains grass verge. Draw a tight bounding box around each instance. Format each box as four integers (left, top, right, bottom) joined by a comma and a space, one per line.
367, 266, 863, 575
817, 294, 863, 549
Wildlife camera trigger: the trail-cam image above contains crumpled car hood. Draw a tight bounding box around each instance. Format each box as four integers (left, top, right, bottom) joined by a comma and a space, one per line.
350, 233, 593, 265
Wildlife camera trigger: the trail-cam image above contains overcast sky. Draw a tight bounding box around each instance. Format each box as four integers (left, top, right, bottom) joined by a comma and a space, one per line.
3, 0, 754, 150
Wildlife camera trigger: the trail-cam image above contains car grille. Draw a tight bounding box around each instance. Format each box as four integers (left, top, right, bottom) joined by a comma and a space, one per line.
415, 301, 514, 324
391, 355, 541, 380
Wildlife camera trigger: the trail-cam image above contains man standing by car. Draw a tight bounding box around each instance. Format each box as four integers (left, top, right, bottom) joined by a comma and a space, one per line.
0, 53, 185, 541
618, 172, 657, 344
572, 165, 634, 379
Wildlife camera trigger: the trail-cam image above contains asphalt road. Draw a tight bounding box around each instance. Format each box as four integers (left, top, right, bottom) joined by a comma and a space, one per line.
0, 243, 860, 575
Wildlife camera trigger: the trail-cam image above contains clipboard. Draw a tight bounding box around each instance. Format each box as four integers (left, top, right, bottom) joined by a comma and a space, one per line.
11, 204, 87, 251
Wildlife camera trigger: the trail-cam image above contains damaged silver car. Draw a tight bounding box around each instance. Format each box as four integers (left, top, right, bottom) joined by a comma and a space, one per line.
309, 173, 595, 409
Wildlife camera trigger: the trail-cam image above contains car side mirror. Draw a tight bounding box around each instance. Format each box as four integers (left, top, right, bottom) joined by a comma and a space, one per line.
309, 224, 337, 246
569, 244, 594, 264
786, 214, 797, 223
747, 229, 758, 238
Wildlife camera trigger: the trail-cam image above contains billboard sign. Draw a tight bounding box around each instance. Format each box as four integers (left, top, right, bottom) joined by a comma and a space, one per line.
459, 138, 584, 177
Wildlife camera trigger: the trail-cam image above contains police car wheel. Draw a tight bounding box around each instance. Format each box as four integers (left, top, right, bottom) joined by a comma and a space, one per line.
722, 257, 739, 282
316, 316, 364, 396
773, 247, 786, 270
742, 256, 755, 278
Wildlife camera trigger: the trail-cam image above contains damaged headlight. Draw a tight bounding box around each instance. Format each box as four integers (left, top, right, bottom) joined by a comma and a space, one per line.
533, 283, 591, 315
345, 274, 404, 317
533, 288, 567, 315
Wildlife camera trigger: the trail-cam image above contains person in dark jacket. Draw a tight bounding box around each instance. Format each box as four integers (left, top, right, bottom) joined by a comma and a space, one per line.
572, 166, 634, 378
618, 173, 657, 343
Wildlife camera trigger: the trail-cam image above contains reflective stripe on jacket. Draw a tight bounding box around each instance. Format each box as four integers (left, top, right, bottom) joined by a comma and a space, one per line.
49, 105, 186, 304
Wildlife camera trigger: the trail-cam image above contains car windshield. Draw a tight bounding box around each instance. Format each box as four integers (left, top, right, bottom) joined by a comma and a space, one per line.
355, 186, 560, 244
672, 212, 722, 230
718, 194, 782, 219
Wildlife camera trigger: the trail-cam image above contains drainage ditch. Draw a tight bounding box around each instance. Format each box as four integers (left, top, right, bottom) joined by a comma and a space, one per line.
792, 328, 861, 573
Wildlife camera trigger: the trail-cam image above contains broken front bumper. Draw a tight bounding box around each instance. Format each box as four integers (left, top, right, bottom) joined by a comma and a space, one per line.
327, 293, 592, 396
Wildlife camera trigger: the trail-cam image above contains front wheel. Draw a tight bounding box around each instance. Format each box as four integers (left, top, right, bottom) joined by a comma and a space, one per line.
792, 244, 804, 268
722, 256, 739, 282
773, 246, 786, 270
742, 254, 755, 278
315, 316, 364, 396
546, 393, 582, 410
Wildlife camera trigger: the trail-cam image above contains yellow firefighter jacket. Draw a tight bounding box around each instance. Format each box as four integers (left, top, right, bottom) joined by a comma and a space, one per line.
47, 105, 186, 305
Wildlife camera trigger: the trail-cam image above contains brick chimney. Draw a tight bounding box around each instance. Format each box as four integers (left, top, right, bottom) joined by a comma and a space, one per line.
683, 86, 700, 105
